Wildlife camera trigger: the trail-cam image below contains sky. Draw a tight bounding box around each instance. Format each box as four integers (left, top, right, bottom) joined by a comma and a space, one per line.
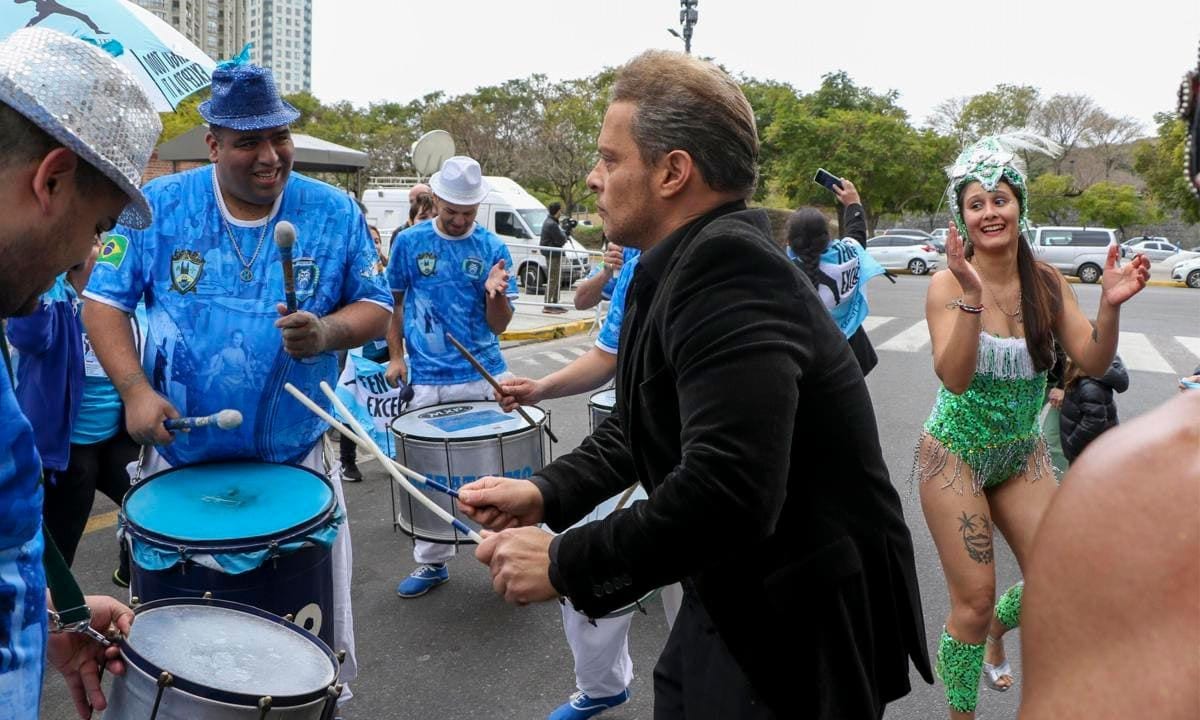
312, 0, 1199, 138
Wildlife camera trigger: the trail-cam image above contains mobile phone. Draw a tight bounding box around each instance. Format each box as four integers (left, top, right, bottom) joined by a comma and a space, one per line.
1180, 377, 1200, 390
813, 168, 843, 192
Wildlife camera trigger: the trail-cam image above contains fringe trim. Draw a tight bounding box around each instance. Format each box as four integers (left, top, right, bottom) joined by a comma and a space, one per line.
976, 332, 1037, 380
911, 431, 1055, 495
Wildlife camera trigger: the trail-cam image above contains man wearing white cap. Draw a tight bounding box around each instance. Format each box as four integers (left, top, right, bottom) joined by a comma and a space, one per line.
385, 155, 518, 597
0, 27, 161, 717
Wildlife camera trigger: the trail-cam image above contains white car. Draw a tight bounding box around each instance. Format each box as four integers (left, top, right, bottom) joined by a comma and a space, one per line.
1123, 238, 1183, 262
865, 235, 942, 275
1172, 256, 1200, 288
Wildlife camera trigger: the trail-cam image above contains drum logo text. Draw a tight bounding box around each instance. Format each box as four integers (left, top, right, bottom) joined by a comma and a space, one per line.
427, 465, 534, 490
418, 405, 471, 420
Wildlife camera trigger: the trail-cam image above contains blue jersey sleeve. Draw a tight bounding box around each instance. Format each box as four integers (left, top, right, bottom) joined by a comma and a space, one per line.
386, 230, 409, 295
84, 228, 146, 313
594, 254, 639, 354
341, 213, 393, 310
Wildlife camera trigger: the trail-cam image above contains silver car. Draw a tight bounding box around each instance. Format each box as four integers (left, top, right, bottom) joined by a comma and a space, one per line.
1123, 237, 1183, 262
865, 235, 942, 275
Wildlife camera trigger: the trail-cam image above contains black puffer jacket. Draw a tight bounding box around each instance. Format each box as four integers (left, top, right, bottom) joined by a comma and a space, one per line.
1059, 355, 1129, 462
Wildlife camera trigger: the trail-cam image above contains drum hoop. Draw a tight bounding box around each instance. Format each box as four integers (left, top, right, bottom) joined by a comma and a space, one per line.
598, 587, 662, 619
120, 597, 339, 707
587, 389, 617, 412
390, 403, 547, 443
122, 462, 337, 551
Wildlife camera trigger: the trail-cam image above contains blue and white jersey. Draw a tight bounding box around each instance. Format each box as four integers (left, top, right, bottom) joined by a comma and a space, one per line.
387, 220, 517, 385
85, 166, 392, 466
594, 249, 641, 355
788, 238, 885, 338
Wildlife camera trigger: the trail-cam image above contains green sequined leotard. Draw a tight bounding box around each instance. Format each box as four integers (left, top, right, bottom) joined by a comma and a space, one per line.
914, 332, 1053, 493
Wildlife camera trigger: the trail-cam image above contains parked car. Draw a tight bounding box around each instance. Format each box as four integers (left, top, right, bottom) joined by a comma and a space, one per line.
883, 228, 935, 240
1172, 256, 1200, 288
1122, 237, 1183, 262
865, 235, 942, 275
1027, 226, 1117, 283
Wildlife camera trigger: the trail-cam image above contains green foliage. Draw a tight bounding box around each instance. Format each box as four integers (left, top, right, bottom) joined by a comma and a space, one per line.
1027, 173, 1076, 225
571, 225, 606, 249
159, 92, 206, 141
960, 84, 1039, 137
1133, 114, 1199, 223
1075, 182, 1154, 235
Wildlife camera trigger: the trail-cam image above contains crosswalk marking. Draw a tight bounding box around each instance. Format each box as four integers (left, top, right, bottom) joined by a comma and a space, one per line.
567, 346, 587, 356
543, 351, 571, 364
1118, 332, 1175, 374
1176, 336, 1200, 362
517, 354, 541, 366
877, 321, 931, 352
862, 315, 896, 332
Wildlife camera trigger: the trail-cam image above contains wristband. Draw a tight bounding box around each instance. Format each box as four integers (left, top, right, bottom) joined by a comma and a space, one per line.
947, 297, 984, 314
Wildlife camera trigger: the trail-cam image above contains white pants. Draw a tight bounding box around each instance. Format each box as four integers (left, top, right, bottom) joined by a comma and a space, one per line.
562, 602, 634, 697
129, 444, 359, 697
407, 377, 508, 565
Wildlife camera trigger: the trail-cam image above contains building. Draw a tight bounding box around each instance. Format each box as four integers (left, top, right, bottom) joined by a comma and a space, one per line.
131, 0, 248, 63
247, 0, 313, 95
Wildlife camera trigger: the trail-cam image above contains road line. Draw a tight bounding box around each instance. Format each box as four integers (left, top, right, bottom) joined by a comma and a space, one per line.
1175, 336, 1200, 363
1118, 332, 1175, 374
862, 316, 896, 332
543, 351, 570, 364
84, 510, 118, 535
877, 321, 930, 353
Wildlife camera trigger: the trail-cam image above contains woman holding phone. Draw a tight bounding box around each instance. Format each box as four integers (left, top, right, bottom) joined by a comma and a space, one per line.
911, 134, 1150, 719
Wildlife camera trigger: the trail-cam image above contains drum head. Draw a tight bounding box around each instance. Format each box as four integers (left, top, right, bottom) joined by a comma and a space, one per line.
125, 600, 336, 699
588, 389, 617, 411
124, 463, 333, 543
391, 401, 546, 442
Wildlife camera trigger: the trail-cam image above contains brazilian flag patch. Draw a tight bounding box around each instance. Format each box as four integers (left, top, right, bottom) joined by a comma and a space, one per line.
98, 234, 129, 269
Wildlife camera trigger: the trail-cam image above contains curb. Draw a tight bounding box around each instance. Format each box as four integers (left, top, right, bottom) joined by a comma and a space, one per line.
499, 318, 596, 342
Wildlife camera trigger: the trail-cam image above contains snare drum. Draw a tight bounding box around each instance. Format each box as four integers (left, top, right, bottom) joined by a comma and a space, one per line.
588, 388, 617, 432
121, 463, 340, 646
102, 597, 341, 719
390, 401, 548, 544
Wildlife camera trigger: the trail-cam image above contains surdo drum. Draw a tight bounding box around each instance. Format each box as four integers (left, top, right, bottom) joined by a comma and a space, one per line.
390, 401, 549, 544
587, 388, 617, 432
102, 597, 342, 719
120, 463, 340, 646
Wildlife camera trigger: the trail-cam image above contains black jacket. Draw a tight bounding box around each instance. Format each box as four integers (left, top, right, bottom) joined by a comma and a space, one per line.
1060, 356, 1129, 462
540, 215, 567, 248
533, 202, 932, 718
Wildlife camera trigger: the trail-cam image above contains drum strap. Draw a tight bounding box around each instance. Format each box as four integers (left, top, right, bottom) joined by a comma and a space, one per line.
2, 318, 92, 627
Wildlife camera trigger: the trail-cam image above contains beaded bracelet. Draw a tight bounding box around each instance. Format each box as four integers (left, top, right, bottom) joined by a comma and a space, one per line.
946, 297, 984, 314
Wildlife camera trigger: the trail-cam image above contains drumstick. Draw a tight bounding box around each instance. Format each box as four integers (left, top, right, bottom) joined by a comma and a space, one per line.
317, 381, 483, 543
164, 409, 242, 431
612, 483, 639, 512
444, 331, 559, 443
282, 383, 458, 499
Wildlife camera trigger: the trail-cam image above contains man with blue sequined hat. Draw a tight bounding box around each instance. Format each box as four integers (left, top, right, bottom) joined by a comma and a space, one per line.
83, 60, 392, 705
0, 26, 161, 717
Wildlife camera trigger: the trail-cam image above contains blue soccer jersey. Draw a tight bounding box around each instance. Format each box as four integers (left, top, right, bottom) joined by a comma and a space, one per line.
387, 220, 517, 385
85, 166, 392, 466
594, 249, 640, 355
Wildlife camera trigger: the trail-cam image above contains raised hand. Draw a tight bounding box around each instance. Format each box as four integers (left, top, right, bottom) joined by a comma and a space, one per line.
485, 259, 510, 298
944, 222, 982, 297
1100, 245, 1150, 307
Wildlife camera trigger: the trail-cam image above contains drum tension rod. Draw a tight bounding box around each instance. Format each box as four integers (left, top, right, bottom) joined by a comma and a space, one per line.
149, 671, 173, 720
258, 695, 274, 719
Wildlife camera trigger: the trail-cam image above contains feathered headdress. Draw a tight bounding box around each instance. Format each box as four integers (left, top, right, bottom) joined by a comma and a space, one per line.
946, 132, 1061, 237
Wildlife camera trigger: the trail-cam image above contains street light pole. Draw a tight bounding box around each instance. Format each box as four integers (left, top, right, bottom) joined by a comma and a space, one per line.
671, 0, 697, 54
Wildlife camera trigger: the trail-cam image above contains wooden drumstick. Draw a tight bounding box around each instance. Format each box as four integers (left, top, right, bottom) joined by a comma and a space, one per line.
317, 382, 483, 542
613, 483, 640, 512
444, 331, 559, 443
282, 383, 459, 499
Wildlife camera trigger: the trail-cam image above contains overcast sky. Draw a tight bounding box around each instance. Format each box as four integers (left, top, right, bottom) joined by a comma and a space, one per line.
312, 0, 1198, 137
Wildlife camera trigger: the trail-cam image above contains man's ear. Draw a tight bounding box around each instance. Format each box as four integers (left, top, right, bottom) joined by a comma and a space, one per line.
206, 131, 220, 163
31, 147, 79, 215
655, 149, 695, 200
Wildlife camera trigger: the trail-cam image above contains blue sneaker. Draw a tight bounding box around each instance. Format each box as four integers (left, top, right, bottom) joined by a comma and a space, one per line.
396, 564, 449, 598
548, 688, 630, 720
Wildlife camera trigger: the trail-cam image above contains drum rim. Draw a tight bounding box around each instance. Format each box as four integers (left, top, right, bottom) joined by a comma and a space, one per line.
389, 401, 548, 442
120, 596, 339, 707
587, 388, 618, 410
122, 462, 337, 549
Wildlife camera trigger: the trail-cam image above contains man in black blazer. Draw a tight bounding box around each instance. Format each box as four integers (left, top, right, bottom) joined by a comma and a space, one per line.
458, 50, 932, 719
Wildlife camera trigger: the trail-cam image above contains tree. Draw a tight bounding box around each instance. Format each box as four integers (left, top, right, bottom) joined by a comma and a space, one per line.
928, 96, 971, 146
1027, 173, 1077, 225
1085, 112, 1144, 180
960, 84, 1040, 138
740, 76, 805, 200
1075, 182, 1154, 235
1033, 94, 1099, 173
522, 73, 611, 214
159, 92, 206, 142
802, 70, 907, 119
1133, 113, 1199, 223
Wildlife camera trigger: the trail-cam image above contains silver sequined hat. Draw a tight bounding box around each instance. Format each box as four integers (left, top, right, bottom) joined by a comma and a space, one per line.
0, 28, 163, 229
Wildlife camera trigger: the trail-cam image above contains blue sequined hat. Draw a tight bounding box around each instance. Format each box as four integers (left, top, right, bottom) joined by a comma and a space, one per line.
198, 63, 299, 131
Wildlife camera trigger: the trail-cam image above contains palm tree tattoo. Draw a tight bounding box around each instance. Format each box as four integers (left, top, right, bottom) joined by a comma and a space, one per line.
958, 511, 994, 564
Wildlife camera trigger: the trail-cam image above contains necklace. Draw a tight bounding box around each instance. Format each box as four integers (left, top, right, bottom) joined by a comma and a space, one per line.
221, 216, 270, 283
985, 282, 1023, 323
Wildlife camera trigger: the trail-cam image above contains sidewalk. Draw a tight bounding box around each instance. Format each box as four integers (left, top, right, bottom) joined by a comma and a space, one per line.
500, 289, 601, 342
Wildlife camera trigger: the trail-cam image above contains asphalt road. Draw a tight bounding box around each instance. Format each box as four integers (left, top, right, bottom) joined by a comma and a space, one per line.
42, 275, 1199, 719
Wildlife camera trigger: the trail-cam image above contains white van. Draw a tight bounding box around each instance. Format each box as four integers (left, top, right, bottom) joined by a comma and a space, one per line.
1027, 226, 1117, 284
362, 176, 591, 293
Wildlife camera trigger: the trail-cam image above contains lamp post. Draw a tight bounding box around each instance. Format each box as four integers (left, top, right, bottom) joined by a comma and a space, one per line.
668, 0, 698, 54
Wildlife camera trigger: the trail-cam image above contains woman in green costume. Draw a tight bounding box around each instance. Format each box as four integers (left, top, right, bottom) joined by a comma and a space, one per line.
913, 134, 1151, 719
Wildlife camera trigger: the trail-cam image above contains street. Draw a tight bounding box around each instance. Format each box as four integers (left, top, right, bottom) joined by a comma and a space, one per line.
43, 276, 1199, 719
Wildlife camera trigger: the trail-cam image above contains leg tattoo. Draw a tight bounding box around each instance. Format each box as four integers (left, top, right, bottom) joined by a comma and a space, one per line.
957, 511, 994, 564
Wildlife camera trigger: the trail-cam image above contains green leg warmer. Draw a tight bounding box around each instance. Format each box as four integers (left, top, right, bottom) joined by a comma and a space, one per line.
937, 628, 985, 713
995, 581, 1024, 630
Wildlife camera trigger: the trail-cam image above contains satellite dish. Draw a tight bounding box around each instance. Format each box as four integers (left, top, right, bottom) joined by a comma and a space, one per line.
410, 130, 456, 178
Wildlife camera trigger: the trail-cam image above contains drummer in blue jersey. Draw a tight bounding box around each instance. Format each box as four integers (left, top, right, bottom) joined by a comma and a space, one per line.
385, 155, 519, 598
495, 246, 664, 720
82, 62, 391, 703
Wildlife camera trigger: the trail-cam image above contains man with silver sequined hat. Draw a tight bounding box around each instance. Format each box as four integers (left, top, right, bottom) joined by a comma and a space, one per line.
83, 61, 392, 703
0, 26, 161, 717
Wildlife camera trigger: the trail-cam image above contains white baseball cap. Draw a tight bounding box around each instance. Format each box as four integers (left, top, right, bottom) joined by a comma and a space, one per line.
429, 156, 490, 206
